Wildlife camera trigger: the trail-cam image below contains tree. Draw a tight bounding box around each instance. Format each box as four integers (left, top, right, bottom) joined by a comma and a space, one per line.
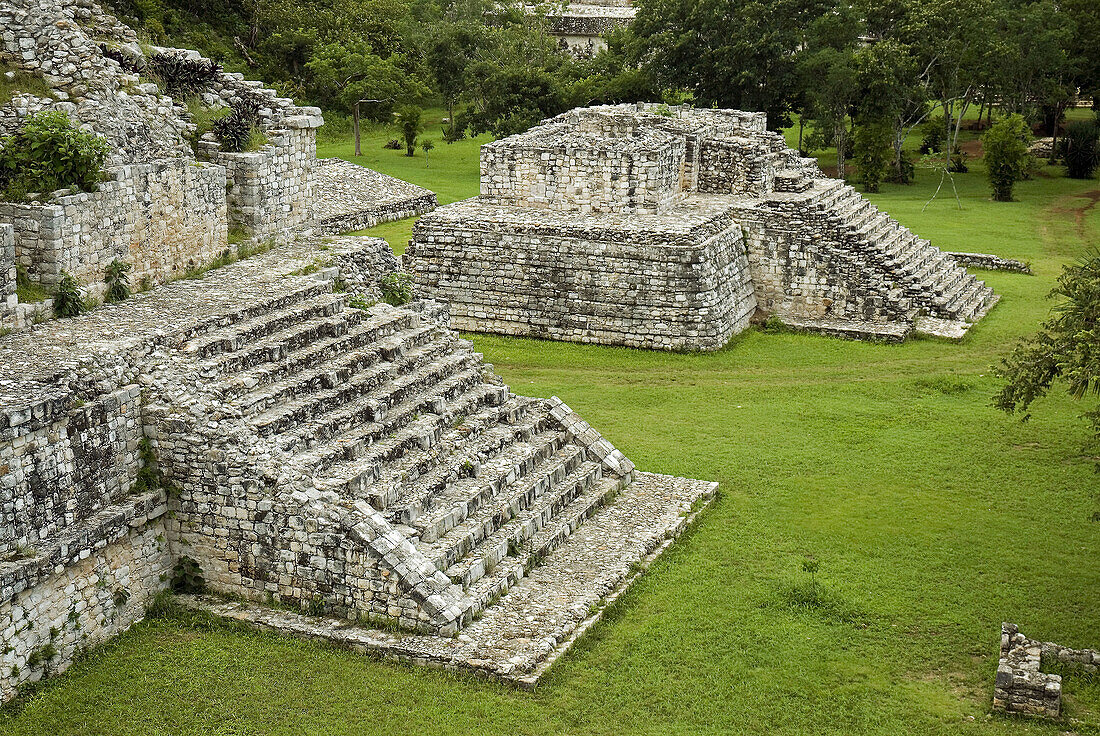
994, 251, 1100, 464
800, 47, 860, 178
421, 139, 435, 167
305, 42, 429, 120
425, 20, 483, 139
632, 0, 832, 129
396, 105, 422, 156
982, 114, 1031, 201
852, 119, 893, 192
464, 64, 564, 137
1062, 120, 1099, 180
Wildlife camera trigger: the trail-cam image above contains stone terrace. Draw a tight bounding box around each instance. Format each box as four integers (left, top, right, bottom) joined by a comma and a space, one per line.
0, 235, 715, 699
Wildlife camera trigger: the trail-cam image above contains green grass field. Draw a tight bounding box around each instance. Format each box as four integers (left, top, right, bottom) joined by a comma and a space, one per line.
3, 115, 1099, 735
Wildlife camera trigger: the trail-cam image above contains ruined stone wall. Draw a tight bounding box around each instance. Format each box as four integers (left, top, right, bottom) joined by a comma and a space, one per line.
698, 139, 777, 196
479, 128, 685, 214
0, 516, 169, 702
0, 0, 193, 165
202, 125, 319, 240
408, 206, 757, 351
0, 384, 145, 559
0, 159, 227, 293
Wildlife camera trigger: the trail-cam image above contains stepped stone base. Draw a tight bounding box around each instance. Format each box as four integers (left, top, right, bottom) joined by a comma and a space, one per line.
182, 471, 715, 685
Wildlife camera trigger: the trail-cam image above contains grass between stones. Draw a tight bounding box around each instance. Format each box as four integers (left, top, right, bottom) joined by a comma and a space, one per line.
3, 121, 1100, 736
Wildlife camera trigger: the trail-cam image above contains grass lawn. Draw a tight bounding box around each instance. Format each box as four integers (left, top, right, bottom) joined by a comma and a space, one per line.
4, 120, 1100, 736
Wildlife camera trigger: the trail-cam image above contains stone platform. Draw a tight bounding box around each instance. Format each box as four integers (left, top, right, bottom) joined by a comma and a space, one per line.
312, 158, 438, 235
407, 104, 1002, 350
0, 233, 716, 699
182, 471, 715, 685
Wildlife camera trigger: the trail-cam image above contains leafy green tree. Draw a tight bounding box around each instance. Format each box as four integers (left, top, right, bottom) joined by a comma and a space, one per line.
632, 0, 832, 129
464, 64, 563, 137
305, 42, 428, 120
800, 48, 859, 178
982, 114, 1031, 201
994, 251, 1100, 463
425, 21, 483, 137
852, 119, 893, 192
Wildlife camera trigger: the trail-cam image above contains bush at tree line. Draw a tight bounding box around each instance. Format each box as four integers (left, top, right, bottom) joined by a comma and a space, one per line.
982, 115, 1032, 202
1061, 120, 1099, 179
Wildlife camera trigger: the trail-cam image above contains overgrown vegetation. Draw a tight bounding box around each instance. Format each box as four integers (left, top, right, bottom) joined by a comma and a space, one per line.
0, 111, 110, 201
103, 260, 132, 303
170, 557, 205, 594
1062, 120, 1100, 180
52, 273, 86, 318
0, 63, 52, 104
379, 272, 413, 305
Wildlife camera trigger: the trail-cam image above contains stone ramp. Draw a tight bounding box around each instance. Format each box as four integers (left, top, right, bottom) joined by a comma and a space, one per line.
181, 471, 715, 685
312, 158, 437, 235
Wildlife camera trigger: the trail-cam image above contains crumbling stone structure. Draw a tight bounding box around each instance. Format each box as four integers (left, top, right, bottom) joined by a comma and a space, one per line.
0, 0, 434, 327
0, 236, 715, 700
408, 104, 1001, 348
535, 0, 635, 58
994, 623, 1099, 719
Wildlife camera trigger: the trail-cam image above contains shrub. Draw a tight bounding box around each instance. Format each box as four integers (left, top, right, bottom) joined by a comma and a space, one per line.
853, 120, 892, 193
53, 272, 86, 318
885, 151, 915, 184
982, 114, 1031, 202
379, 272, 413, 305
383, 139, 402, 150
212, 95, 264, 153
919, 116, 946, 154
0, 110, 110, 201
1062, 120, 1099, 179
104, 259, 132, 302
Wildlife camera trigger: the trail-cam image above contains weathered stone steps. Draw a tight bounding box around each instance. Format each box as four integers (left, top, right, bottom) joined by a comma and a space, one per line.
419, 444, 593, 576
185, 292, 350, 359
415, 430, 570, 544
440, 456, 601, 589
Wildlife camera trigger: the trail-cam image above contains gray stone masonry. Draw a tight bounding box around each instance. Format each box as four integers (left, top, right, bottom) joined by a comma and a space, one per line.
0, 0, 437, 333
407, 104, 1003, 349
0, 234, 715, 700
993, 623, 1100, 720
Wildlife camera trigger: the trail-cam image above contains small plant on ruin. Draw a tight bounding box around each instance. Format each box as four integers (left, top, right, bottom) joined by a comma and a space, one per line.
347, 295, 377, 310
145, 52, 220, 98
0, 110, 110, 201
113, 588, 131, 608
379, 272, 413, 306
212, 94, 264, 153
170, 556, 206, 594
104, 259, 132, 302
53, 272, 86, 318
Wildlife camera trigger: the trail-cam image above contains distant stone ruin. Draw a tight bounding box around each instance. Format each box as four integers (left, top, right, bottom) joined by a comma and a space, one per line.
0, 0, 435, 331
407, 104, 1001, 348
534, 0, 635, 58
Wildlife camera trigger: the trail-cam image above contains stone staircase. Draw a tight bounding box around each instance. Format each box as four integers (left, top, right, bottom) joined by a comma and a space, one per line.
153, 274, 666, 637
754, 173, 998, 333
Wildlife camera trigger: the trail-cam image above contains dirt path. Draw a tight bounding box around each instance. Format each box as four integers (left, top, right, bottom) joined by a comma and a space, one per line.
1050, 188, 1100, 241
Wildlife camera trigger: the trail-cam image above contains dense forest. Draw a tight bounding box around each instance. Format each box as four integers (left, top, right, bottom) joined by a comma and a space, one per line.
106, 0, 1100, 182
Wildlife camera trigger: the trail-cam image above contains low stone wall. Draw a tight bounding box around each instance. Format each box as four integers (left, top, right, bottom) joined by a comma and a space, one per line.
0, 159, 227, 294
993, 623, 1100, 719
0, 513, 170, 702
945, 252, 1032, 274
408, 201, 757, 351
312, 158, 437, 236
